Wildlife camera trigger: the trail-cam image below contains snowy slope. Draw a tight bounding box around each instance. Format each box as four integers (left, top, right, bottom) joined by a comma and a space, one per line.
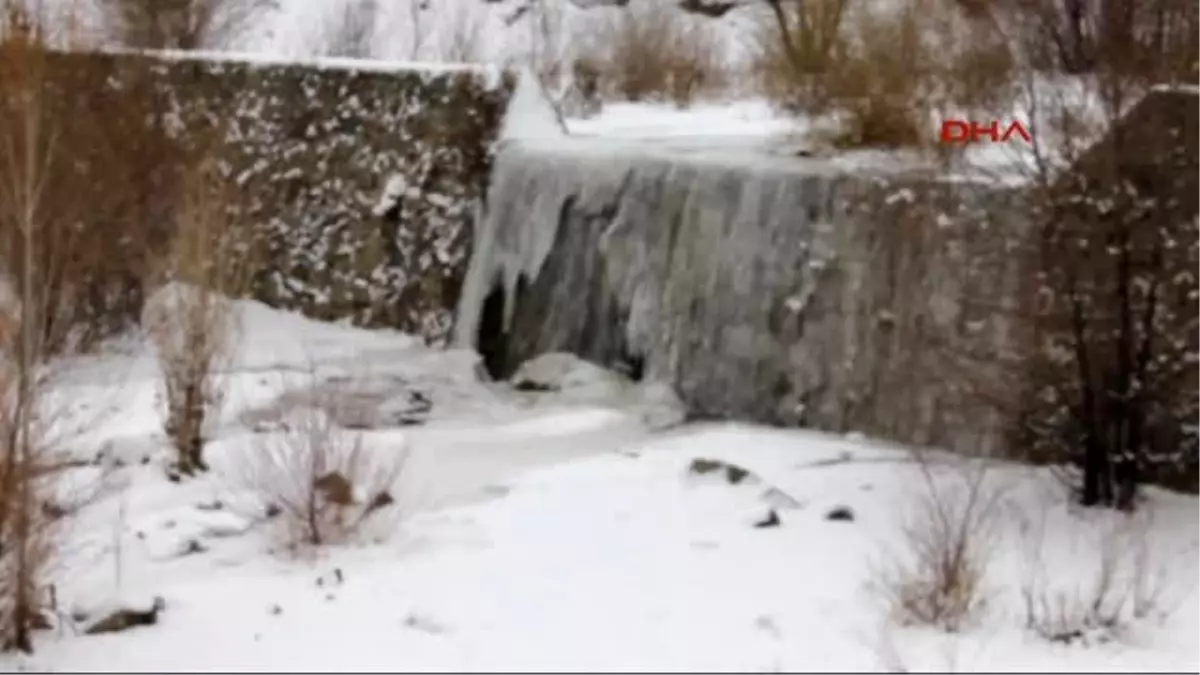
0, 298, 1194, 672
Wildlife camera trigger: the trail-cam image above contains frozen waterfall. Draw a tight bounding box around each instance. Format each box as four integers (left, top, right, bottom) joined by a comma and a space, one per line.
454, 138, 1027, 455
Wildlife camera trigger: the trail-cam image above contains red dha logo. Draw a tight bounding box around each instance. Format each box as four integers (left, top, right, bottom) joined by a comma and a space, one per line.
940, 119, 1032, 144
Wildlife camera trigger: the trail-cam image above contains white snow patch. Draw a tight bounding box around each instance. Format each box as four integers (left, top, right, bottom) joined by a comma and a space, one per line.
2, 298, 1194, 674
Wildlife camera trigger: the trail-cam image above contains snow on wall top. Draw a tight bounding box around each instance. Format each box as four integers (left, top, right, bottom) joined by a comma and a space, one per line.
98, 46, 503, 84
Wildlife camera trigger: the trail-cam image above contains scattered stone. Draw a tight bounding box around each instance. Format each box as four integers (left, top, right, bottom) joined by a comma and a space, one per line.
754, 614, 781, 639
726, 465, 750, 484
479, 484, 510, 498
264, 503, 282, 519
754, 510, 781, 529
825, 506, 855, 522
195, 499, 224, 511
333, 568, 344, 584
403, 612, 446, 635
688, 458, 723, 475
325, 593, 336, 602
180, 539, 207, 556
687, 457, 759, 485
84, 597, 165, 636
860, 483, 874, 492
268, 604, 282, 616
761, 487, 805, 510
690, 540, 719, 550
140, 455, 151, 465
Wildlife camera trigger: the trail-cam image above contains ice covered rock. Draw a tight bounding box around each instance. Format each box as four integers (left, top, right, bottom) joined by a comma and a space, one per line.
499, 67, 566, 142
82, 594, 166, 635
510, 352, 630, 398
631, 380, 687, 430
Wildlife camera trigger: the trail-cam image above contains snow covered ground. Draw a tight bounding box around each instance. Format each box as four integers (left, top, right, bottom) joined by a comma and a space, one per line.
0, 297, 1195, 672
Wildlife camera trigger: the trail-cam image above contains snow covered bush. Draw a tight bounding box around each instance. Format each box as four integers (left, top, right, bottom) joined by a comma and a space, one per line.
231, 394, 410, 549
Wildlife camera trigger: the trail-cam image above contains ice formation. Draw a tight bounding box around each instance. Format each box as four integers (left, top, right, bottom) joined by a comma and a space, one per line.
455, 139, 1027, 453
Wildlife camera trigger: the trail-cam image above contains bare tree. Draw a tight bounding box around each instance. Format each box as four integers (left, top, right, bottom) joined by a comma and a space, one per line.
924, 2, 1200, 510
100, 0, 277, 50
323, 0, 377, 59
0, 6, 118, 651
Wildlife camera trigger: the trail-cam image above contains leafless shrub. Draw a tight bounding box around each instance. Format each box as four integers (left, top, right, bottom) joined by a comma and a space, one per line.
754, 0, 1015, 149
581, 4, 725, 108
230, 386, 410, 549
143, 160, 254, 478
876, 454, 1004, 633
1019, 506, 1188, 644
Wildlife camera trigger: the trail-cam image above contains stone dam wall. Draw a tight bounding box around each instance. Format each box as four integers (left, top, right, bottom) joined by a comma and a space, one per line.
454, 141, 1030, 456
10, 49, 513, 338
